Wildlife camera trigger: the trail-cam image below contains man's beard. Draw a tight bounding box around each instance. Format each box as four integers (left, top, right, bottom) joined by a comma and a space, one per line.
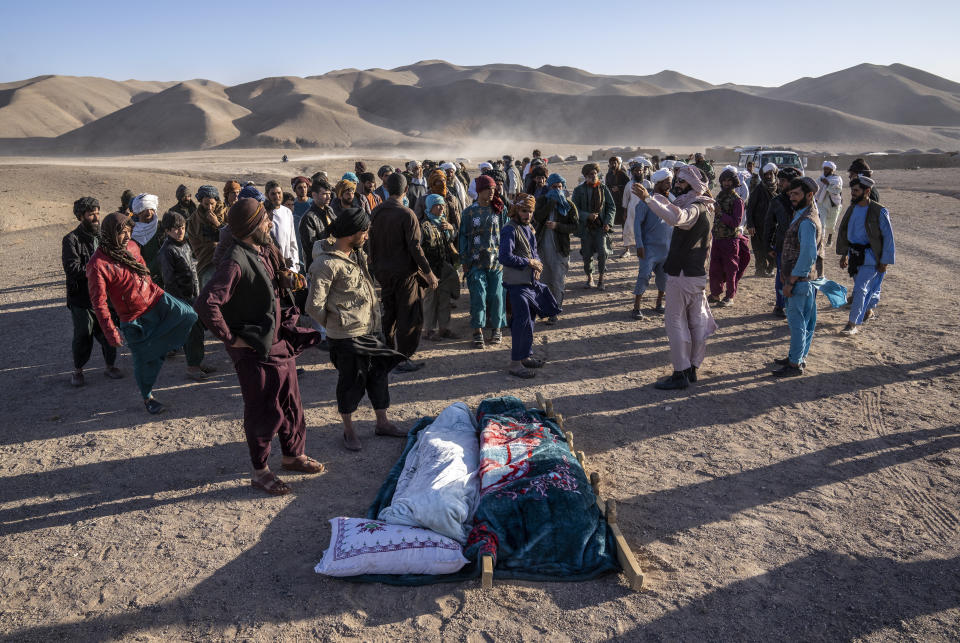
672, 184, 691, 197
854, 192, 868, 205
350, 238, 365, 249
793, 197, 810, 212
82, 221, 100, 235
180, 198, 192, 207
251, 228, 273, 246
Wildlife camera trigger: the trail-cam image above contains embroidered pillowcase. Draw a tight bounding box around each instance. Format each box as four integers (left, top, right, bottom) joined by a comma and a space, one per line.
314, 517, 469, 577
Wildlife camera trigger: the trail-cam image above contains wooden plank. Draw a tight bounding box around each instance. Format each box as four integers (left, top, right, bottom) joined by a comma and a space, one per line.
605, 500, 644, 591
576, 450, 586, 468
481, 555, 494, 589
564, 430, 574, 453
535, 392, 548, 413
555, 413, 564, 429
590, 471, 601, 496
545, 399, 555, 419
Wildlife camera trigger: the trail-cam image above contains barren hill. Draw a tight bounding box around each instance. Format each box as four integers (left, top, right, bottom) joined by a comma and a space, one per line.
0, 61, 958, 154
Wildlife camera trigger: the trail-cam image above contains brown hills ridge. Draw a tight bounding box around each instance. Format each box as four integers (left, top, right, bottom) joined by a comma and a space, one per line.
1, 60, 958, 154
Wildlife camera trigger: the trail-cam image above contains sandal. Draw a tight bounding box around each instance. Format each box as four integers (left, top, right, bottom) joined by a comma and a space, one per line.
509, 367, 536, 379
251, 472, 290, 496
144, 397, 165, 414
521, 357, 545, 368
282, 456, 325, 474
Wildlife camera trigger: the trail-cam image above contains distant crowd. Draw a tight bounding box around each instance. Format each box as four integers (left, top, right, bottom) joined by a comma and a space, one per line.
61, 149, 895, 494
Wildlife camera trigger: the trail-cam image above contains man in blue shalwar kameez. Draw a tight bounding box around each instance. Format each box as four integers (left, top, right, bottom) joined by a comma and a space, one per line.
631, 168, 674, 320
835, 176, 895, 336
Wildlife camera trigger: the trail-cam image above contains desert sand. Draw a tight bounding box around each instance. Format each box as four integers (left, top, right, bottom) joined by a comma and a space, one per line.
0, 156, 958, 641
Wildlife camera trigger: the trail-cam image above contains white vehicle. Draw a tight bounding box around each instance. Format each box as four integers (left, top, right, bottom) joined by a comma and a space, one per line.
736, 147, 807, 175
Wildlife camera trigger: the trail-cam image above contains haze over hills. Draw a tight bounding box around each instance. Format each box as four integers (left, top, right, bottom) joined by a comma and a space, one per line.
1, 60, 958, 154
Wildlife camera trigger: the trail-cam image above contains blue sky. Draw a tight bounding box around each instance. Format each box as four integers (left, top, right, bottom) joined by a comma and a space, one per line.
2, 0, 958, 86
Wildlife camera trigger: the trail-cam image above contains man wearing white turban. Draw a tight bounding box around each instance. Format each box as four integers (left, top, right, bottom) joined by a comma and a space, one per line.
131, 193, 164, 285
633, 165, 718, 390
816, 161, 843, 246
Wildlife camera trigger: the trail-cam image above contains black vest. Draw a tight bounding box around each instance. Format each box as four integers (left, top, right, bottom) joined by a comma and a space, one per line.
663, 203, 711, 278
220, 242, 277, 359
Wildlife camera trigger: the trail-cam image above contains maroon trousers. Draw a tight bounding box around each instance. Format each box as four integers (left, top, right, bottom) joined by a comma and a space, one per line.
709, 235, 751, 299
233, 351, 305, 470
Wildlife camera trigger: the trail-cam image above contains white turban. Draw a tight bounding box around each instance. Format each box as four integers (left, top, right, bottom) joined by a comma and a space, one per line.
659, 160, 675, 169
636, 157, 653, 168
131, 193, 159, 214
440, 162, 457, 171
822, 160, 837, 171
651, 168, 673, 184
478, 162, 493, 171
674, 161, 687, 168
722, 164, 738, 175
762, 162, 778, 174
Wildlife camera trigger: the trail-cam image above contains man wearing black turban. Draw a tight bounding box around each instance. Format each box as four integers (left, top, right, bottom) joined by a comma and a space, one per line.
195, 197, 325, 495
167, 184, 197, 220
307, 208, 408, 451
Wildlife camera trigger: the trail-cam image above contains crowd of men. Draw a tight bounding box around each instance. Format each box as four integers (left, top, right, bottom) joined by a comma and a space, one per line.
61, 150, 895, 493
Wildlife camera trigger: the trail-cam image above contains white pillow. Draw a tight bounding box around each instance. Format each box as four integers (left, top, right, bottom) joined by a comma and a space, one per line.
314, 517, 469, 577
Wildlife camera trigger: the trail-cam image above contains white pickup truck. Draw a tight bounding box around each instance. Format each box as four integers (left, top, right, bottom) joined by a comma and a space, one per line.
736, 147, 807, 175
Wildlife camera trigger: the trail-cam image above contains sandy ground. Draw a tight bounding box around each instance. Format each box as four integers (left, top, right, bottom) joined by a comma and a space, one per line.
0, 157, 958, 642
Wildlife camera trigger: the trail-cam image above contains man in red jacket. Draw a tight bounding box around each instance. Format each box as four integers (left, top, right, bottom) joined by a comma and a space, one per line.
86, 212, 197, 414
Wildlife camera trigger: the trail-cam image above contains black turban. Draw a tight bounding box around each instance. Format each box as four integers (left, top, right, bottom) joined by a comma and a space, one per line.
327, 207, 369, 238
176, 184, 189, 199
196, 185, 219, 201
483, 168, 506, 184
848, 158, 871, 173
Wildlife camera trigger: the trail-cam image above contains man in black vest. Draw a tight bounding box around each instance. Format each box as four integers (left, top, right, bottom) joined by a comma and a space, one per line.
633, 165, 718, 390
765, 167, 801, 317
196, 198, 325, 496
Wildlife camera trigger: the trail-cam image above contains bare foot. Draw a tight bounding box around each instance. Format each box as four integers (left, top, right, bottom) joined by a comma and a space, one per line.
374, 422, 408, 438
342, 431, 362, 451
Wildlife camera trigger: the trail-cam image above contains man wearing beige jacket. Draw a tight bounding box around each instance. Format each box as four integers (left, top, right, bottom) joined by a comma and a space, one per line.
306, 207, 408, 451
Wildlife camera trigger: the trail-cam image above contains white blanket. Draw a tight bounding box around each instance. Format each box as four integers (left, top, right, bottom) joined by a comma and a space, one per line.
377, 402, 480, 544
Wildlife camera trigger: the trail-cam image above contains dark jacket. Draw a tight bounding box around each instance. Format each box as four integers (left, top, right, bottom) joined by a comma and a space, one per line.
406, 181, 428, 213
765, 193, 794, 253
62, 224, 99, 308
298, 202, 335, 271
746, 182, 776, 232
167, 201, 197, 221
159, 236, 200, 303
532, 195, 579, 257
368, 200, 433, 281
571, 182, 616, 236
213, 241, 277, 359
605, 168, 630, 224
419, 218, 453, 277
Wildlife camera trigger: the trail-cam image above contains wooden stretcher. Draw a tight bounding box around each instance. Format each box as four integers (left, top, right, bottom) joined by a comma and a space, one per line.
480, 393, 644, 591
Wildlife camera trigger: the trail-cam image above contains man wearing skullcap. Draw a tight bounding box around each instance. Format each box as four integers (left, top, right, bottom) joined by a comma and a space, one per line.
187, 185, 226, 287
765, 168, 802, 317
816, 161, 843, 246
307, 208, 407, 451
419, 193, 461, 341
460, 173, 508, 348
369, 172, 438, 371
836, 176, 895, 336
196, 198, 325, 494
130, 193, 164, 286
500, 194, 560, 378
631, 169, 674, 319
290, 176, 313, 228
772, 177, 826, 377
846, 159, 882, 204
572, 163, 616, 291
746, 163, 778, 277
62, 197, 123, 386
167, 184, 197, 221
708, 167, 751, 307
532, 173, 578, 324
223, 180, 242, 209
265, 180, 301, 275
87, 213, 197, 414
633, 165, 718, 390
606, 156, 630, 233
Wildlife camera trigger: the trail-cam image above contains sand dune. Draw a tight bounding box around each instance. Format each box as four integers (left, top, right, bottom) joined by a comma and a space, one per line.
0, 75, 173, 138
763, 63, 960, 126
1, 61, 957, 154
